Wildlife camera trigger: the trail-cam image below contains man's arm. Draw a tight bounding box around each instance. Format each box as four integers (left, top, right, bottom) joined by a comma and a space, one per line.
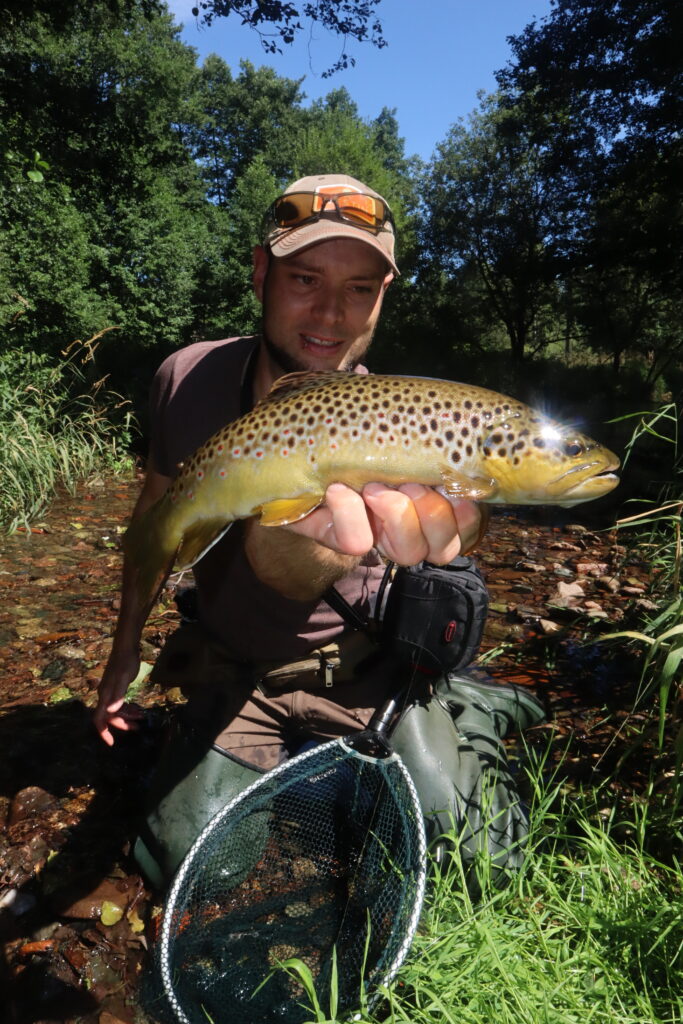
245, 483, 487, 602
93, 466, 172, 746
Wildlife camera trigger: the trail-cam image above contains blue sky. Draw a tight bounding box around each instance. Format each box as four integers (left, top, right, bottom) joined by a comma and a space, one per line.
166, 1, 553, 161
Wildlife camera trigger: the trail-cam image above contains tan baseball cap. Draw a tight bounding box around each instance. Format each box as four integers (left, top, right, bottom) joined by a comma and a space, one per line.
263, 173, 399, 275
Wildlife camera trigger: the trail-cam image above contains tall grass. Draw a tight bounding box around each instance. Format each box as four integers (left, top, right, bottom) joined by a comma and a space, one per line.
286, 757, 683, 1024
0, 337, 136, 531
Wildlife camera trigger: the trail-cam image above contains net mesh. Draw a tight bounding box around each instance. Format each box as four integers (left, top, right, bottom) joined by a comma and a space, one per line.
143, 737, 426, 1024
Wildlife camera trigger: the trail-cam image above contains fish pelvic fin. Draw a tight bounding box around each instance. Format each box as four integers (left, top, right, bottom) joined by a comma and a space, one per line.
441, 469, 500, 502
257, 494, 324, 526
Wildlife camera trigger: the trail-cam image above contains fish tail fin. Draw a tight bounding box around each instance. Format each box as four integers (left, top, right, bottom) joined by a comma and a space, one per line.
123, 499, 182, 612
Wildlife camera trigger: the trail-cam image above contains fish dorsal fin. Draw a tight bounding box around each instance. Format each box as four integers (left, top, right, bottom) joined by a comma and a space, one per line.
257, 371, 345, 406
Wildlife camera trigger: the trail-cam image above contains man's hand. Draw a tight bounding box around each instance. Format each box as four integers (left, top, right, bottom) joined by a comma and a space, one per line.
288, 483, 486, 565
93, 648, 146, 747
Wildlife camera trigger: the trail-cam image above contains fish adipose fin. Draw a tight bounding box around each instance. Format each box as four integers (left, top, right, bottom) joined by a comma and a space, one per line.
258, 494, 325, 526
441, 470, 499, 501
176, 518, 233, 570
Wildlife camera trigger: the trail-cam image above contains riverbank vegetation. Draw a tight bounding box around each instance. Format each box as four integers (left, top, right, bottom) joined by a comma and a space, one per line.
286, 770, 683, 1023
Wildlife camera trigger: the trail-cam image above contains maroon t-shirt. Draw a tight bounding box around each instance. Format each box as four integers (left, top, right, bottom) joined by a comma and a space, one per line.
149, 337, 385, 661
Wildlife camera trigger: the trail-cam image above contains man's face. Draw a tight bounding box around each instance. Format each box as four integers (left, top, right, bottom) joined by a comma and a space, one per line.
252, 238, 393, 375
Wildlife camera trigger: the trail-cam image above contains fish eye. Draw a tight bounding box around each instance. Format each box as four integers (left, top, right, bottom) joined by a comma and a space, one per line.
564, 440, 584, 458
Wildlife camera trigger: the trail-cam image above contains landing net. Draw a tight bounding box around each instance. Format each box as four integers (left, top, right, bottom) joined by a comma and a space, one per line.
144, 736, 426, 1024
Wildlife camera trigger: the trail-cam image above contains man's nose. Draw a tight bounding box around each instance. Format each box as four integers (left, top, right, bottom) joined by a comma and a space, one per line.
312, 286, 344, 324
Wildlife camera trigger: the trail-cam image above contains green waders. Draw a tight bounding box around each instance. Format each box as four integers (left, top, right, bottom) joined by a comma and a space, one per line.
134, 718, 263, 891
391, 673, 545, 891
134, 674, 544, 891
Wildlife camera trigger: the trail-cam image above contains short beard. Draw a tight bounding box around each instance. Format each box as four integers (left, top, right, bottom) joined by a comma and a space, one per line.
260, 275, 370, 377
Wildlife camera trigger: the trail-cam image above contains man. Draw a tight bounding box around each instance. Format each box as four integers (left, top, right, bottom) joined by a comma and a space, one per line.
94, 173, 543, 889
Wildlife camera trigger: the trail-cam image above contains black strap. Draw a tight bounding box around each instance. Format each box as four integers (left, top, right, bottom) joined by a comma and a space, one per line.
323, 585, 370, 632
324, 559, 395, 635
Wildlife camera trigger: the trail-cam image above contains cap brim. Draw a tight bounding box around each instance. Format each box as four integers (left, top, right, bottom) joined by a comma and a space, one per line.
268, 218, 399, 276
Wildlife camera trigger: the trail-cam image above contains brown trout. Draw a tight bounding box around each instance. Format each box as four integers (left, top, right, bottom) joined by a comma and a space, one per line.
125, 372, 620, 606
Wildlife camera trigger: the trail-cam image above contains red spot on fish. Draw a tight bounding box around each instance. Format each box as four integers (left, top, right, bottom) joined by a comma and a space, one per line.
330, 442, 337, 450
308, 438, 315, 445
256, 450, 264, 458
219, 469, 226, 477
283, 428, 290, 436
325, 417, 333, 424
187, 490, 194, 499
281, 449, 289, 457
196, 470, 204, 480
233, 448, 241, 456
217, 444, 224, 453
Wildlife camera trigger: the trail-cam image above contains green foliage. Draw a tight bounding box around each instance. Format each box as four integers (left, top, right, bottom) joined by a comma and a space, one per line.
422, 92, 564, 363
262, 767, 683, 1024
0, 341, 136, 531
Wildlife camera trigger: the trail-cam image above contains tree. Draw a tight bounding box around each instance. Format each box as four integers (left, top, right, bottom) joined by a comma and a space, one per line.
423, 93, 564, 363
0, 1, 214, 379
188, 56, 306, 205
498, 0, 683, 386
190, 0, 386, 75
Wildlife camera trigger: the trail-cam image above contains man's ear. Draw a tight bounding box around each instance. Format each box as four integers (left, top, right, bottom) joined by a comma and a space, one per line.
252, 245, 270, 302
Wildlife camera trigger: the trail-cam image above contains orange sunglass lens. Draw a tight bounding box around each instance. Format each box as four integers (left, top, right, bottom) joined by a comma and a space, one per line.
335, 194, 380, 225
273, 195, 317, 226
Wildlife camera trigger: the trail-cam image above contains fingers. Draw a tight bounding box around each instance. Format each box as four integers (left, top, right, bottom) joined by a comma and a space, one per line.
286, 483, 375, 555
93, 695, 145, 746
363, 484, 487, 565
287, 482, 489, 565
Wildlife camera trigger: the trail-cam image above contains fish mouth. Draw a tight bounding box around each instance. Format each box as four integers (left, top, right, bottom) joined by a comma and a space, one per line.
551, 459, 621, 498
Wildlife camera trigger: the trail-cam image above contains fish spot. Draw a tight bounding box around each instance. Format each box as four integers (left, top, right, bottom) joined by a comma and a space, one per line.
435, 438, 444, 448
534, 438, 546, 449
232, 448, 241, 457
454, 411, 462, 423
255, 450, 264, 458
471, 415, 480, 428
219, 469, 226, 478
445, 430, 454, 442
498, 448, 507, 457
196, 469, 204, 480
466, 444, 473, 456
451, 451, 461, 463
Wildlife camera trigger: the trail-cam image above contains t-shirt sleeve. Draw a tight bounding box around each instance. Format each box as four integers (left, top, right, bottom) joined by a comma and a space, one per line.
148, 351, 179, 478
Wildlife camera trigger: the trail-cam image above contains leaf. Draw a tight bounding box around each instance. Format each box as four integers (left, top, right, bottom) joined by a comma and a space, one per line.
126, 906, 145, 933
48, 686, 72, 704
100, 900, 124, 925
127, 660, 154, 699
26, 170, 44, 183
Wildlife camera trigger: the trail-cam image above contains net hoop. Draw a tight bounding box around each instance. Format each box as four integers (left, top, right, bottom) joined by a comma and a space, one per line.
158, 736, 427, 1024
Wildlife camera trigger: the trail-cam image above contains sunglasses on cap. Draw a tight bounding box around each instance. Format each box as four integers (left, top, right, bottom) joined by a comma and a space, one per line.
265, 189, 395, 234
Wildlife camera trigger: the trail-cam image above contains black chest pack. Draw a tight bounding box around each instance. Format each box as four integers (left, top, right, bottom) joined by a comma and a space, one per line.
325, 556, 489, 676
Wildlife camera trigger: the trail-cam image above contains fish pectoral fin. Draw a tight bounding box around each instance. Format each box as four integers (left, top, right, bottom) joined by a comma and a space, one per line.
257, 494, 324, 526
441, 470, 499, 501
176, 518, 233, 569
